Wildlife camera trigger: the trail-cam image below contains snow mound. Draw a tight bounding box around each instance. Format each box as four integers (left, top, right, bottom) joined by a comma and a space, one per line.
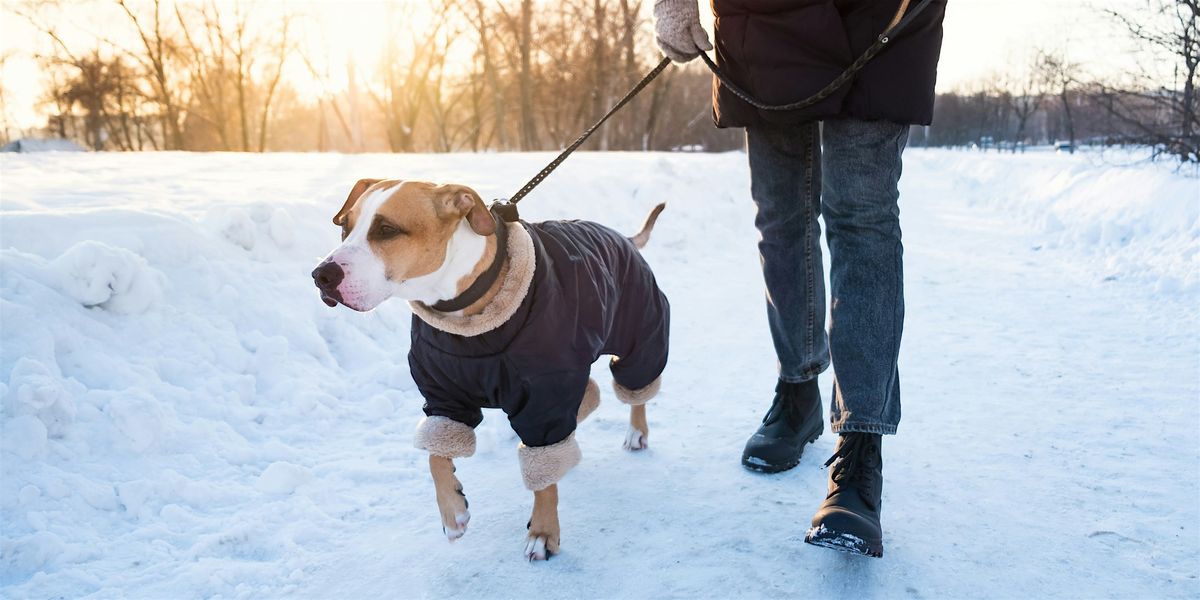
2, 415, 48, 461
925, 150, 1200, 291
255, 462, 312, 495
205, 204, 296, 252
4, 358, 76, 438
48, 240, 164, 314
104, 391, 164, 452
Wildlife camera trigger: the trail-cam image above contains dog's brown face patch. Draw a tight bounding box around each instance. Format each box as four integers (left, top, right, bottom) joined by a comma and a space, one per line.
340, 181, 461, 284
317, 179, 489, 311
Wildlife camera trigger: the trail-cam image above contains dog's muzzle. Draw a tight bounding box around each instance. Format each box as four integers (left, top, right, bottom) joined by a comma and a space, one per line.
311, 261, 345, 307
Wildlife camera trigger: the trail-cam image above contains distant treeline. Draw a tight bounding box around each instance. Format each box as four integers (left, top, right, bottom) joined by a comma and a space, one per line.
4, 0, 1195, 162
913, 84, 1197, 160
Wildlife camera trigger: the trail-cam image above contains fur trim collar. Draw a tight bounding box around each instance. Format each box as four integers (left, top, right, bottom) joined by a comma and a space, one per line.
410, 222, 535, 337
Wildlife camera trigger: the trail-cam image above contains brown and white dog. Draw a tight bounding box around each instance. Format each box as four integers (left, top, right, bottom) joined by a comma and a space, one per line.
312, 179, 668, 561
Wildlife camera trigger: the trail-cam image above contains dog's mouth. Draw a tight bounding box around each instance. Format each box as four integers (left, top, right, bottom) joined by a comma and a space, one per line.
319, 289, 342, 308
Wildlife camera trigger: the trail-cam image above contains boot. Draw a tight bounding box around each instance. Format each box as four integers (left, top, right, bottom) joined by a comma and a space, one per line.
741, 379, 823, 473
805, 432, 884, 557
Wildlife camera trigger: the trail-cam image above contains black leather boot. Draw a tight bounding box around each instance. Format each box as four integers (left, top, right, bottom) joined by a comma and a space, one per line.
741, 379, 823, 473
805, 432, 885, 557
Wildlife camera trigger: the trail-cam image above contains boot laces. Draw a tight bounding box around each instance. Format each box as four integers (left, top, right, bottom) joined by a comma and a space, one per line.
762, 385, 805, 426
824, 434, 880, 486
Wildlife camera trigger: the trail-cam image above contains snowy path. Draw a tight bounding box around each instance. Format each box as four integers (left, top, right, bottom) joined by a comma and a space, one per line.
2, 150, 1197, 598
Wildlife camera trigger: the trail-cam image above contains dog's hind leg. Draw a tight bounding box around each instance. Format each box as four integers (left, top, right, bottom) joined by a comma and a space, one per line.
613, 377, 660, 451
576, 378, 601, 424
626, 404, 649, 450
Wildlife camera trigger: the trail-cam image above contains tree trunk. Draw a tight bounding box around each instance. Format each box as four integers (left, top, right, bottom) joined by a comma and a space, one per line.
519, 0, 538, 150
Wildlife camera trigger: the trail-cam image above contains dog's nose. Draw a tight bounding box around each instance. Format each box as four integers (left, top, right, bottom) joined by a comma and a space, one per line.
312, 261, 345, 291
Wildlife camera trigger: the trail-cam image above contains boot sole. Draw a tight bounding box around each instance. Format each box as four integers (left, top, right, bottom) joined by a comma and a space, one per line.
804, 526, 883, 558
740, 427, 822, 474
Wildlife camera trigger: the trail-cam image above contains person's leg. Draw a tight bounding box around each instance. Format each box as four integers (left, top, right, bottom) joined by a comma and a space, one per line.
745, 122, 829, 383
820, 118, 908, 435
740, 122, 828, 473
805, 117, 908, 558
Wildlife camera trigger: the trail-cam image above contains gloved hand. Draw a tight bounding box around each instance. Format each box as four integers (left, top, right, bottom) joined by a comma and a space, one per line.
653, 0, 713, 63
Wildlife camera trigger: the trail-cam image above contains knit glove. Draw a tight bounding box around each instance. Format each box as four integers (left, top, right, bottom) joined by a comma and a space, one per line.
653, 0, 713, 63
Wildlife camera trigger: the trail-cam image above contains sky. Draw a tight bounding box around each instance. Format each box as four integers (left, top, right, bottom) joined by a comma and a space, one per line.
0, 0, 1166, 132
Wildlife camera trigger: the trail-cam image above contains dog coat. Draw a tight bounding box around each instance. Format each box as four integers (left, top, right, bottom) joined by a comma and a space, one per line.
408, 219, 669, 452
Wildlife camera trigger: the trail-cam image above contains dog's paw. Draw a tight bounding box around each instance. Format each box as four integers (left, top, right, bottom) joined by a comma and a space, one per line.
524, 533, 559, 562
442, 510, 470, 542
623, 425, 648, 451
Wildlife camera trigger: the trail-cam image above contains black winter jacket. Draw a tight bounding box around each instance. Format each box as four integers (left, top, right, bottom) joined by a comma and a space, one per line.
408, 220, 670, 448
712, 0, 947, 128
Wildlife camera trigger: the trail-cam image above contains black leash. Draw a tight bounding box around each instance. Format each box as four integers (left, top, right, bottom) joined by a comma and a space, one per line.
490, 0, 935, 222
490, 56, 673, 223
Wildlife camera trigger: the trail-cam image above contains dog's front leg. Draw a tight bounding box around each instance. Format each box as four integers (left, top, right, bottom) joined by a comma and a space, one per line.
524, 484, 560, 561
414, 416, 476, 541
429, 455, 470, 541
517, 434, 581, 561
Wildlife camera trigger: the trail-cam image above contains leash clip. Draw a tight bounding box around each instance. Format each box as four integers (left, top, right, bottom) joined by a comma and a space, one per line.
490, 198, 520, 223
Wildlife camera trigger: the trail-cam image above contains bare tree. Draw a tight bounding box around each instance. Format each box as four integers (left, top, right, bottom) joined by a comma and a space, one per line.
0, 51, 17, 144
517, 0, 538, 150
463, 0, 509, 149
1037, 48, 1080, 151
1003, 61, 1046, 151
1101, 0, 1199, 161
116, 0, 186, 149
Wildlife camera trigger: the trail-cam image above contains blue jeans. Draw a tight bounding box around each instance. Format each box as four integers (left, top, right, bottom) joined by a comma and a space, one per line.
746, 118, 908, 435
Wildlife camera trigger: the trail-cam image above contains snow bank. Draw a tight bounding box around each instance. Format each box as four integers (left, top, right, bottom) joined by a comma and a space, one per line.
915, 149, 1199, 292
1, 150, 1195, 598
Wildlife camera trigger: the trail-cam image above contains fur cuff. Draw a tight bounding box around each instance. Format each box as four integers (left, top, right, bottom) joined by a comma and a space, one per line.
613, 376, 661, 406
409, 222, 536, 337
518, 434, 582, 491
576, 378, 600, 423
413, 416, 476, 458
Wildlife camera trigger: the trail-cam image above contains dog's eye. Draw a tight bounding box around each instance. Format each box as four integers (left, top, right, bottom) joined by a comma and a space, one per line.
374, 222, 404, 239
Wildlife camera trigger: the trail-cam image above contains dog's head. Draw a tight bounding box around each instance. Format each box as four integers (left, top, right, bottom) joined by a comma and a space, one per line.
312, 179, 496, 311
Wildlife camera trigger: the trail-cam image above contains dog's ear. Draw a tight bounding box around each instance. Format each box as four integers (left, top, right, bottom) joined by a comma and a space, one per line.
440, 184, 495, 236
333, 178, 383, 226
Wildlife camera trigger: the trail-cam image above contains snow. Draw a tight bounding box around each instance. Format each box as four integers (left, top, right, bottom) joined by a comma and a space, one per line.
255, 462, 313, 495
1, 149, 1197, 598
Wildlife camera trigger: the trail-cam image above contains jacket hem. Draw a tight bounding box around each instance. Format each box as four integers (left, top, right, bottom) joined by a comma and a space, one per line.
519, 433, 582, 491
413, 416, 477, 458
612, 376, 661, 406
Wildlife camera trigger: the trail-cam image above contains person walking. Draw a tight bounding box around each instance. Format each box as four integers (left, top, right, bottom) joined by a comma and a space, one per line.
653, 0, 945, 557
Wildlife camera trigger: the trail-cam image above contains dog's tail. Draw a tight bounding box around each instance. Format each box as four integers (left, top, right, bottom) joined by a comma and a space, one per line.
629, 203, 666, 250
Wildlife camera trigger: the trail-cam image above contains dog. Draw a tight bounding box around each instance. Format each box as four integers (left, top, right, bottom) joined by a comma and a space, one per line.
312, 179, 669, 561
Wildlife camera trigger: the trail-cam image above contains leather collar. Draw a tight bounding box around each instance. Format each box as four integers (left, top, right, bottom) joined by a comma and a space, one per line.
430, 211, 508, 313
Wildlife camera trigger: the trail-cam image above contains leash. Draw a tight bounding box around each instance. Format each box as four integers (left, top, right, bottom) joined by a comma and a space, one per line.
490, 0, 935, 222
490, 57, 673, 223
